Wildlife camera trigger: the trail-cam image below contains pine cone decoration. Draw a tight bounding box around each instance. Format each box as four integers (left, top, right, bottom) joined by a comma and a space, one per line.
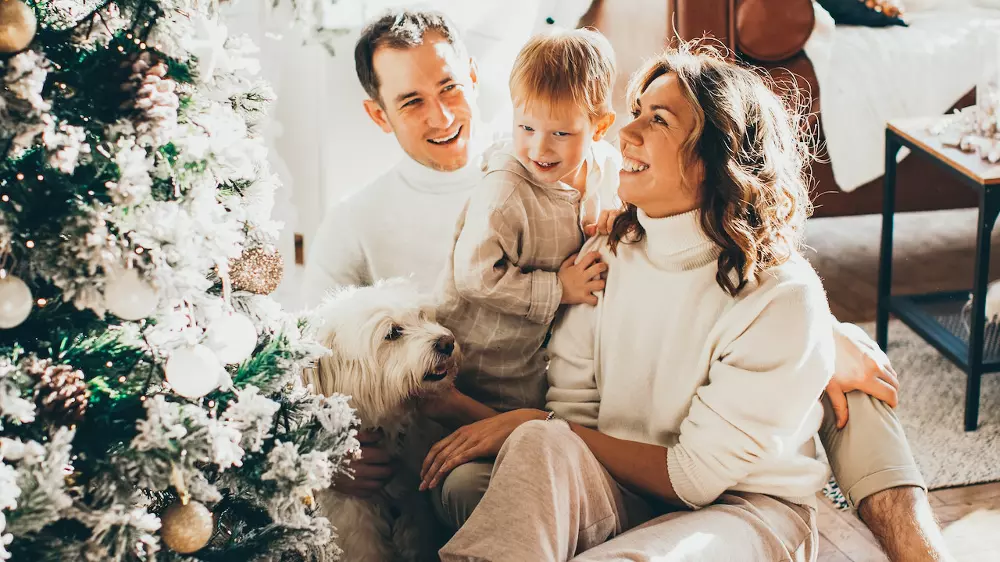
120, 52, 179, 147
25, 358, 90, 425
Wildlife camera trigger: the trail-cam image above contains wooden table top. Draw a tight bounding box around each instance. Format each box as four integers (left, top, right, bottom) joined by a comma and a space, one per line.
888, 116, 1000, 186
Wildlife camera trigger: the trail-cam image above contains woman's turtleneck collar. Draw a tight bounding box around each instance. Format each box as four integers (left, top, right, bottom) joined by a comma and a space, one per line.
636, 208, 718, 270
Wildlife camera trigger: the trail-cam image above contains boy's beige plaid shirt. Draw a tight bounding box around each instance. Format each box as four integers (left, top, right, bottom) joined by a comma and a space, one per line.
435, 141, 620, 412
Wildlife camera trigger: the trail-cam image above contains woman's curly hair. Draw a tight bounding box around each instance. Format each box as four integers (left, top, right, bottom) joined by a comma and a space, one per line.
609, 43, 814, 296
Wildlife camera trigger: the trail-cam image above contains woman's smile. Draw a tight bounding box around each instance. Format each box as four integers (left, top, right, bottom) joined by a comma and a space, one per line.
621, 156, 649, 173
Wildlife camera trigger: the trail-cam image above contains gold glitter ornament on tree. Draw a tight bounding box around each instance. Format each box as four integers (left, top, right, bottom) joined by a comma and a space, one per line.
228, 246, 283, 295
0, 0, 37, 54
160, 500, 213, 554
25, 358, 90, 425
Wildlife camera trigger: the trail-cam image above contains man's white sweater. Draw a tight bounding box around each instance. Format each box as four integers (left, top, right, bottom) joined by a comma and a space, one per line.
302, 156, 482, 305
545, 209, 835, 509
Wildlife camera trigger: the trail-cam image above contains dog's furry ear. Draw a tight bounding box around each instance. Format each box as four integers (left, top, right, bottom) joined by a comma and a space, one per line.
308, 353, 345, 397
301, 365, 326, 396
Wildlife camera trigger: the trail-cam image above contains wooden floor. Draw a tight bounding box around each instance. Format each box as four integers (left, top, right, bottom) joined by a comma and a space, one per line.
806, 209, 1000, 562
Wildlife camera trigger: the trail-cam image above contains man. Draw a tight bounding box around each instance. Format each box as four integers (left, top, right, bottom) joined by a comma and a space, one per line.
301, 11, 485, 299
303, 10, 953, 562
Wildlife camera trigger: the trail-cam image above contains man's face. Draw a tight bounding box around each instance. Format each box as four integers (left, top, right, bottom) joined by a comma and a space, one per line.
364, 33, 477, 172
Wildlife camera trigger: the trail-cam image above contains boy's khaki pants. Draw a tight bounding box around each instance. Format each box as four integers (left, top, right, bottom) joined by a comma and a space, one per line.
431, 392, 925, 561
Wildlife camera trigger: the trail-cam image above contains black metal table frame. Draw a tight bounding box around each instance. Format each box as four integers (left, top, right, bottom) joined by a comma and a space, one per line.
877, 127, 1000, 431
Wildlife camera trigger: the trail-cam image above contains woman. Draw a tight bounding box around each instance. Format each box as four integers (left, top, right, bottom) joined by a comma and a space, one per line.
428, 46, 839, 561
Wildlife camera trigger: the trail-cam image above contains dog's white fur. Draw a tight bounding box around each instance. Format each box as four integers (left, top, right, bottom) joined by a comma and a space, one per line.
307, 278, 459, 562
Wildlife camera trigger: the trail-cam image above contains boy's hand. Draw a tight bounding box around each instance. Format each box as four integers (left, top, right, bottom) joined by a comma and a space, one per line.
558, 251, 606, 306
583, 209, 623, 237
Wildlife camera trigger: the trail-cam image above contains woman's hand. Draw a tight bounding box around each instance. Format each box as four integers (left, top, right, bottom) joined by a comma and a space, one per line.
827, 323, 899, 429
419, 408, 547, 491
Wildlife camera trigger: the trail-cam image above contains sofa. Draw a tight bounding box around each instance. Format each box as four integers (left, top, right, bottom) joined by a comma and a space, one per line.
667, 0, 979, 218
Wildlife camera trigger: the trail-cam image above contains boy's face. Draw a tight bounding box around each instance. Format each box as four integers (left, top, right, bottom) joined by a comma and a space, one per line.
364, 32, 478, 172
512, 101, 610, 186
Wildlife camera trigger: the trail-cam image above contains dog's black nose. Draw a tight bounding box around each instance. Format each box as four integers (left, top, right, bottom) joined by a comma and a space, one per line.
435, 335, 455, 356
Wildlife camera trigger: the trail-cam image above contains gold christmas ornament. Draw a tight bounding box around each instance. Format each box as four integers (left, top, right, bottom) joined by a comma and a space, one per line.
0, 0, 37, 54
160, 500, 213, 554
228, 247, 283, 295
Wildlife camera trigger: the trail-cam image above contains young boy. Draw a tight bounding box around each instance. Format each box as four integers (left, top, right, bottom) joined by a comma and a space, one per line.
435, 28, 620, 413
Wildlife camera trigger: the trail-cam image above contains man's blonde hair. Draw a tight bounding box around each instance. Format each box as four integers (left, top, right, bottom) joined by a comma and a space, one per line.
509, 28, 616, 119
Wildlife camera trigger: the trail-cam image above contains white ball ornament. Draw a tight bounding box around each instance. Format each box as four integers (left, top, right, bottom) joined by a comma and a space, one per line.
0, 274, 32, 328
205, 312, 257, 365
104, 268, 158, 320
164, 344, 223, 399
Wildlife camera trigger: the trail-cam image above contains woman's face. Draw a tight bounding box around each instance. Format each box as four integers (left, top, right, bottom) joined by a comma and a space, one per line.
617, 72, 703, 218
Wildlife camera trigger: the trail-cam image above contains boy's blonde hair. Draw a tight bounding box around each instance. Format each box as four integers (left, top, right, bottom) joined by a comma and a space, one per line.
509, 28, 616, 119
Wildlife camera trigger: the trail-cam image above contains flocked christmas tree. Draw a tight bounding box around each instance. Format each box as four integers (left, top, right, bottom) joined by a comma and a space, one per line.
0, 0, 360, 559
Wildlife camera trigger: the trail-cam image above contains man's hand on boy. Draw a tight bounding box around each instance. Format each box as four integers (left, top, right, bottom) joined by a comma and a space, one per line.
583, 209, 623, 237
559, 251, 606, 306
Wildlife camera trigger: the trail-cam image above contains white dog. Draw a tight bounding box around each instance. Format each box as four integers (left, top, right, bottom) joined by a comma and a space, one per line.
307, 278, 459, 562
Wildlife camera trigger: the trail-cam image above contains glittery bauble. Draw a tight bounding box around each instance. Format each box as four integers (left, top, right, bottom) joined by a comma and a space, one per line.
160, 500, 213, 554
0, 274, 32, 329
0, 0, 36, 54
228, 247, 283, 295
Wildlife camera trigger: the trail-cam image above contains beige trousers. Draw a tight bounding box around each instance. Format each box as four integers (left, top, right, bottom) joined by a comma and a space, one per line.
433, 392, 926, 533
438, 419, 818, 561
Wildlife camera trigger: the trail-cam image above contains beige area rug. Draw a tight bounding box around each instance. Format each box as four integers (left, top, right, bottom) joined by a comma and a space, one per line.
860, 320, 1000, 490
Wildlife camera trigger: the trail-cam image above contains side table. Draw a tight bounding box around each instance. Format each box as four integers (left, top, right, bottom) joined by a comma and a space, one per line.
878, 117, 1000, 431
